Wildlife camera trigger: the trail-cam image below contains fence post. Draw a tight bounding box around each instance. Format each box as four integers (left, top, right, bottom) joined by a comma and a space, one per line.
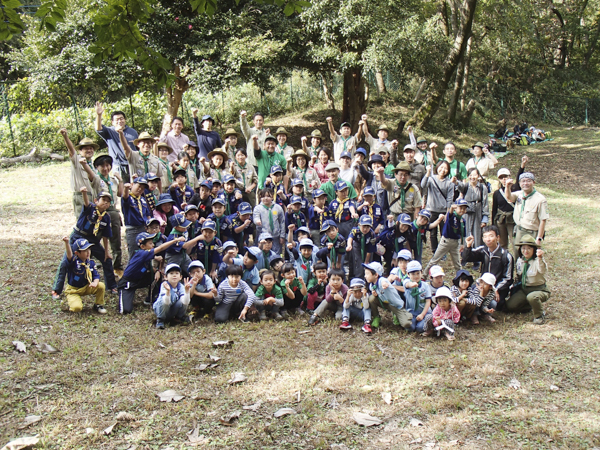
585, 98, 589, 126
1, 84, 17, 157
290, 77, 294, 109
129, 94, 135, 129
69, 92, 85, 137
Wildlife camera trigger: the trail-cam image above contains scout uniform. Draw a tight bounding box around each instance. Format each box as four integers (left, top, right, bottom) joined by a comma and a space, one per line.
207, 197, 233, 242
347, 215, 377, 280
512, 175, 549, 254
122, 178, 153, 259
164, 213, 193, 274
169, 169, 195, 210
70, 137, 101, 217
385, 162, 422, 219
127, 132, 165, 180
328, 180, 357, 238
64, 239, 105, 313
157, 142, 174, 193
316, 220, 347, 266
274, 127, 294, 160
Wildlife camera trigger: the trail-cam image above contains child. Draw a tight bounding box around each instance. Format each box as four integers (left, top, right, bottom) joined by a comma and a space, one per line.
164, 213, 194, 274
306, 261, 328, 313
195, 219, 222, 281
307, 189, 331, 245
422, 287, 460, 340
253, 188, 286, 254
424, 199, 468, 273
450, 269, 477, 320
329, 181, 359, 238
231, 202, 255, 251
187, 261, 217, 321
143, 173, 161, 212
215, 265, 258, 323
269, 254, 285, 278
153, 263, 191, 329
207, 197, 233, 242
285, 195, 307, 235
402, 261, 433, 333
169, 169, 194, 210
184, 141, 201, 180
122, 177, 153, 259
412, 210, 445, 263
189, 180, 213, 219
221, 174, 243, 216
308, 268, 346, 324
389, 249, 412, 295
427, 265, 449, 302
217, 241, 239, 280
117, 232, 185, 314
202, 148, 229, 181
506, 235, 550, 324
469, 273, 498, 324
357, 186, 384, 233
280, 262, 308, 318
237, 246, 261, 290
363, 262, 412, 329
317, 220, 346, 269
184, 204, 201, 240
378, 213, 416, 271
154, 193, 179, 235
172, 151, 200, 191
346, 215, 376, 279
290, 238, 318, 286
256, 232, 277, 271
287, 178, 310, 216
60, 237, 106, 314
255, 270, 285, 321
264, 165, 288, 209
210, 178, 223, 198
231, 147, 258, 208
340, 278, 372, 334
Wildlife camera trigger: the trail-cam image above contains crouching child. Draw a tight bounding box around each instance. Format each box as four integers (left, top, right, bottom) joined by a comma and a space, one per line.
188, 261, 217, 321
340, 278, 372, 334
153, 263, 191, 329
215, 265, 258, 323
422, 286, 460, 340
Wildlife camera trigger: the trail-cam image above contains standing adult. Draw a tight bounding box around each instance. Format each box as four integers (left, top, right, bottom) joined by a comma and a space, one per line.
95, 102, 138, 183
362, 115, 394, 156
434, 142, 467, 182
421, 161, 454, 254
192, 109, 222, 160
253, 135, 287, 189
241, 111, 269, 169
301, 129, 325, 160
327, 116, 362, 162
159, 116, 190, 163
457, 168, 489, 266
492, 156, 527, 249
466, 142, 498, 178
378, 161, 422, 220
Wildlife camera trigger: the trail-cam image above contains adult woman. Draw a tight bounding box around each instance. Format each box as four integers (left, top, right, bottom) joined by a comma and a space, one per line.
421, 160, 454, 253
288, 149, 320, 197
312, 147, 333, 184
457, 168, 489, 269
466, 142, 498, 178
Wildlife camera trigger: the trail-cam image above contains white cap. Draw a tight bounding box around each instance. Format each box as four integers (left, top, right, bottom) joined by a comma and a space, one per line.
407, 261, 423, 273
433, 286, 453, 300
429, 265, 445, 278
362, 262, 383, 276
497, 168, 510, 177
477, 273, 497, 287
299, 238, 314, 248
398, 249, 412, 261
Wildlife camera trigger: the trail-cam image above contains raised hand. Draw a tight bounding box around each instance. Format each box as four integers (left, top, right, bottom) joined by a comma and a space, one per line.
240, 110, 247, 118
95, 101, 104, 116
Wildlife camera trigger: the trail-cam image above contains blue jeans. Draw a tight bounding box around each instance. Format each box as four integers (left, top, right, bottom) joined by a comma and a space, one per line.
153, 299, 187, 321
411, 310, 430, 333
342, 305, 371, 323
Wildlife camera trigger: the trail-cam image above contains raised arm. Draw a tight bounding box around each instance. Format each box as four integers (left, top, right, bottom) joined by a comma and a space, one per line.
59, 128, 76, 158
94, 102, 104, 132
117, 128, 133, 159
326, 116, 337, 141
240, 111, 251, 139
63, 236, 73, 260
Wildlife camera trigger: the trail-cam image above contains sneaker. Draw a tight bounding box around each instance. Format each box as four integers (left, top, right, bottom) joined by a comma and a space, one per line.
371, 316, 381, 328
110, 288, 118, 295
188, 311, 197, 323
273, 312, 284, 321
156, 320, 165, 329
339, 321, 352, 330
51, 290, 60, 300
532, 313, 545, 325
482, 314, 496, 323
470, 314, 480, 325
295, 308, 306, 316
181, 315, 192, 326
308, 314, 319, 326
392, 315, 400, 326
361, 323, 372, 334
93, 304, 107, 314
259, 310, 267, 321
280, 310, 289, 319
143, 298, 152, 306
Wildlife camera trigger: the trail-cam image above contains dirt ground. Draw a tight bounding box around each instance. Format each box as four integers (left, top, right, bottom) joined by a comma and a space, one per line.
0, 125, 599, 450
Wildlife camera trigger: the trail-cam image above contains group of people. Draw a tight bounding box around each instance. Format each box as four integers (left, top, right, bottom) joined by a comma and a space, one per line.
52, 104, 551, 338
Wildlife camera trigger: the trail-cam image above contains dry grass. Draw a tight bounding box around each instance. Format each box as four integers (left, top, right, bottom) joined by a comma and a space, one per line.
0, 123, 599, 449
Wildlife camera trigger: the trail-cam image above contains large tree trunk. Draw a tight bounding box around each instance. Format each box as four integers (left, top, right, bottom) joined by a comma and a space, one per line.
460, 36, 472, 111
447, 58, 465, 123
375, 71, 387, 94
320, 72, 336, 110
413, 78, 427, 103
342, 67, 367, 130
459, 98, 477, 128
162, 65, 190, 135
407, 0, 477, 130
0, 148, 64, 167
584, 11, 600, 66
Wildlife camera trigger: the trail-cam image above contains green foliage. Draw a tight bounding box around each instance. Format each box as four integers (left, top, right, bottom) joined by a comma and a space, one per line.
0, 0, 25, 41
35, 0, 67, 33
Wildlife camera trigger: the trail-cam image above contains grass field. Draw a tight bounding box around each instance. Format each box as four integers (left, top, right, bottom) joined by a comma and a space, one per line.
1, 124, 599, 450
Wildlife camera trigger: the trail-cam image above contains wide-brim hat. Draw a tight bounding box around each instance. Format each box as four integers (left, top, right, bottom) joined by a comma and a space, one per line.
201, 114, 215, 124
393, 161, 412, 173
93, 154, 113, 167
155, 194, 175, 207
472, 141, 487, 149
133, 132, 154, 147
376, 124, 390, 133
452, 269, 473, 287
368, 154, 384, 168
274, 127, 289, 137
310, 129, 323, 140
207, 148, 229, 162
76, 137, 99, 151
416, 136, 427, 144
224, 128, 239, 138
291, 149, 310, 161
516, 234, 540, 248
157, 142, 174, 154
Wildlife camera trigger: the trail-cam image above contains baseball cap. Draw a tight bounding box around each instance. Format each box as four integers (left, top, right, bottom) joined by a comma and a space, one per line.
299, 238, 314, 248
291, 178, 304, 187
145, 217, 160, 227
244, 246, 261, 260
312, 189, 327, 198
350, 278, 366, 289
320, 219, 338, 232
334, 180, 348, 191
258, 232, 274, 241
72, 238, 93, 251
212, 197, 226, 206
497, 168, 510, 178
455, 199, 468, 207
356, 148, 367, 157
363, 186, 375, 196
398, 249, 412, 260
362, 261, 383, 276
429, 265, 445, 278
136, 232, 157, 246
270, 165, 283, 175
433, 286, 453, 301
200, 180, 213, 190
406, 261, 423, 273
222, 174, 235, 184
340, 151, 352, 159
202, 219, 216, 231
184, 204, 199, 213
169, 213, 192, 228
358, 215, 373, 227
165, 263, 181, 274
238, 202, 252, 215
222, 241, 238, 251
399, 213, 412, 225
188, 261, 205, 271
290, 195, 302, 204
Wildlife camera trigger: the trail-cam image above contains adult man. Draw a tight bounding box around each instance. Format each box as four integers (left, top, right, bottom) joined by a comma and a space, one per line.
505, 172, 548, 254
160, 116, 190, 162
118, 130, 164, 190
435, 141, 467, 181
320, 162, 358, 203
94, 102, 138, 182
192, 109, 222, 160
377, 161, 422, 220
402, 144, 426, 187
253, 135, 287, 189
326, 116, 363, 162
361, 115, 395, 155
241, 111, 269, 168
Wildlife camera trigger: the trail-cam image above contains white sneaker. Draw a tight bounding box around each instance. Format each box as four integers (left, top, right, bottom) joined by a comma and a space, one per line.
93, 304, 107, 314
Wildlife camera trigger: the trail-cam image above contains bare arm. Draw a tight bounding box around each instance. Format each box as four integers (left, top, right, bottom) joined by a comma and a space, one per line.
117, 129, 132, 159
59, 128, 76, 158
94, 102, 104, 132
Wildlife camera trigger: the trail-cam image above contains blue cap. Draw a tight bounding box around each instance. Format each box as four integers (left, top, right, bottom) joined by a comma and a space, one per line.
165, 263, 181, 274
398, 249, 412, 260
136, 232, 157, 246
211, 178, 222, 185
363, 186, 375, 196
169, 213, 192, 228
202, 219, 216, 231
244, 246, 261, 260
134, 176, 149, 186
212, 197, 226, 206
258, 232, 273, 241
334, 180, 348, 191
72, 238, 93, 251
270, 165, 283, 175
269, 254, 284, 265
222, 174, 235, 184
145, 217, 160, 227
350, 278, 366, 289
145, 172, 160, 181
238, 202, 252, 215
455, 199, 468, 207
362, 262, 383, 276
201, 114, 214, 124
358, 215, 373, 227
200, 180, 213, 190
297, 226, 311, 235
290, 195, 302, 205
399, 213, 412, 225
188, 260, 205, 270
340, 151, 352, 159
222, 240, 238, 251
184, 204, 199, 213
367, 154, 384, 168
321, 219, 338, 232
172, 169, 186, 179
419, 209, 432, 221
187, 141, 198, 148
407, 260, 423, 273
155, 193, 175, 206
291, 178, 304, 187
356, 147, 367, 157
312, 189, 327, 198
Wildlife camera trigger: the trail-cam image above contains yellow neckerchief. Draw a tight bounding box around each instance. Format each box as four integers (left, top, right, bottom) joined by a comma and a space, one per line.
93, 207, 107, 236
129, 193, 144, 217
80, 260, 93, 284
335, 197, 349, 221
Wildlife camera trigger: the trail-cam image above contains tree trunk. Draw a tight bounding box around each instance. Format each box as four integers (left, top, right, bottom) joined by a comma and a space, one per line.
584, 11, 600, 66
162, 65, 190, 136
320, 72, 336, 110
449, 0, 459, 37
440, 0, 450, 37
460, 35, 472, 111
407, 0, 477, 130
447, 58, 465, 123
0, 148, 64, 167
459, 98, 477, 127
413, 78, 427, 103
375, 71, 386, 94
342, 67, 367, 130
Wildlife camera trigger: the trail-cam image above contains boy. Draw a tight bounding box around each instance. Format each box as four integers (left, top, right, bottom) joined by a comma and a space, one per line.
215, 265, 258, 323
307, 189, 331, 245
117, 232, 185, 314
329, 181, 359, 238
468, 273, 497, 324
231, 202, 255, 251
326, 116, 363, 162
357, 186, 384, 233
222, 174, 243, 216
306, 261, 328, 313
164, 213, 194, 274
189, 180, 213, 219
195, 219, 222, 281
169, 169, 194, 210
285, 196, 308, 235
340, 278, 372, 334
222, 246, 260, 290
188, 261, 217, 321
257, 232, 278, 271
308, 268, 346, 325
119, 130, 164, 184
153, 263, 191, 329
364, 262, 412, 329
253, 188, 286, 254
287, 178, 310, 217
346, 215, 376, 280
412, 210, 445, 263
208, 197, 233, 242
317, 220, 346, 269
184, 204, 201, 240
143, 173, 161, 211
122, 177, 153, 260
263, 165, 288, 209
402, 261, 433, 332
290, 238, 318, 286
388, 249, 411, 299
424, 199, 468, 274
427, 265, 450, 302
61, 236, 106, 314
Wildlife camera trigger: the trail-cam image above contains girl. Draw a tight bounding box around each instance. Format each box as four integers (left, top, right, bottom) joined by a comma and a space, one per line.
506, 235, 550, 324
154, 193, 180, 235
231, 148, 258, 207
171, 151, 200, 191
184, 141, 201, 181
288, 150, 320, 197
422, 286, 460, 340
466, 142, 498, 178
312, 147, 333, 184
202, 148, 229, 182
279, 262, 307, 318
421, 160, 454, 253
254, 270, 285, 321
457, 168, 489, 267
157, 143, 174, 193
450, 269, 477, 320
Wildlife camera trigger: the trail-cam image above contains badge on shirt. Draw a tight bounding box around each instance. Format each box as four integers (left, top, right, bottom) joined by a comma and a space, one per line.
236, 289, 241, 294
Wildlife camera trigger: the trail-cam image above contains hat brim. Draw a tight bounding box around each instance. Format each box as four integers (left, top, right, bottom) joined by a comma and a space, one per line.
291, 151, 310, 160
76, 243, 94, 250
157, 143, 174, 154
77, 142, 99, 151
93, 154, 113, 167
516, 239, 540, 248
207, 149, 229, 161
368, 159, 384, 168
133, 137, 154, 147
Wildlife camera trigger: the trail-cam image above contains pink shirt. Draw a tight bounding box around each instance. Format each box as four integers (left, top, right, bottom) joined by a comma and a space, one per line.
160, 131, 190, 163
432, 303, 460, 326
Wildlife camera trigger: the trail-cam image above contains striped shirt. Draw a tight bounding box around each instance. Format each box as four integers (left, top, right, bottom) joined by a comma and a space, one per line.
216, 279, 257, 308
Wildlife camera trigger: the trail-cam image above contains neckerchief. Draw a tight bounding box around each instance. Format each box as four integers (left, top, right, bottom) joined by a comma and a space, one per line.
335, 197, 349, 221
215, 168, 222, 181
413, 220, 427, 256
520, 189, 537, 216
264, 204, 275, 230
277, 143, 287, 154
262, 250, 270, 268
159, 158, 172, 184
189, 157, 199, 178
327, 234, 338, 263
236, 161, 247, 186
97, 173, 114, 205
225, 193, 232, 216
297, 167, 307, 189
92, 207, 107, 236
301, 255, 312, 282
521, 256, 532, 289
410, 281, 422, 307
360, 233, 366, 260
293, 212, 302, 229
395, 180, 409, 210
140, 152, 151, 174
214, 216, 222, 240
178, 185, 187, 203
129, 193, 144, 217
452, 212, 465, 239
340, 135, 351, 152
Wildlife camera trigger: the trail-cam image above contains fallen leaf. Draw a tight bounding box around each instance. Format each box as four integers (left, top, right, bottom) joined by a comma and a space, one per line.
187, 424, 208, 445
274, 408, 297, 418
243, 401, 262, 412
116, 412, 135, 422
509, 378, 521, 389
17, 416, 41, 430
409, 418, 424, 427
381, 392, 392, 405
424, 443, 436, 448
219, 411, 241, 426
208, 354, 221, 362
297, 330, 312, 334
448, 440, 459, 446
158, 343, 166, 348
212, 340, 233, 348
550, 385, 560, 391
12, 341, 26, 353
36, 343, 58, 354
195, 364, 210, 371
353, 412, 382, 427
361, 385, 374, 392
103, 422, 117, 435
1, 435, 40, 450
157, 390, 185, 402
410, 438, 423, 444
228, 372, 247, 385
85, 428, 95, 435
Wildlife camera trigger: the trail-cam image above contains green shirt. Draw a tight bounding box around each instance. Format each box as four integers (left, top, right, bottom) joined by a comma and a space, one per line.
384, 162, 395, 177
280, 278, 302, 297
256, 149, 287, 189
321, 180, 358, 203
442, 158, 468, 181
256, 283, 284, 300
